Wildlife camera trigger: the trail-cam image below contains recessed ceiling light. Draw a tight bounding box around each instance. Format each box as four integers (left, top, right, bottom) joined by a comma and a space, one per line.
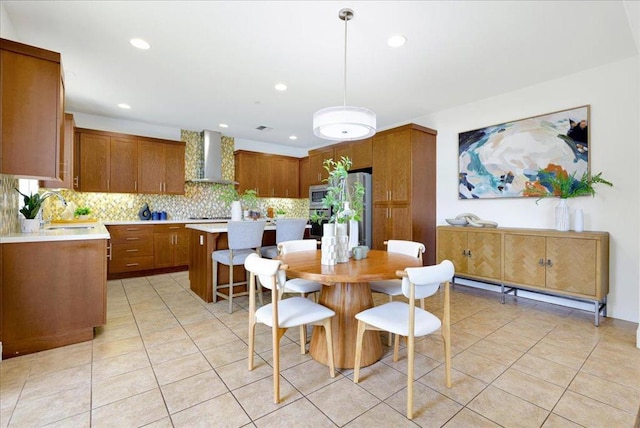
117, 103, 131, 109
129, 38, 151, 50
274, 83, 287, 91
387, 35, 407, 47
219, 123, 229, 128
289, 135, 297, 140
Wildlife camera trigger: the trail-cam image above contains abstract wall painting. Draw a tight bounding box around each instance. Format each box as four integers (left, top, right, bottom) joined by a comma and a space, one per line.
458, 105, 590, 199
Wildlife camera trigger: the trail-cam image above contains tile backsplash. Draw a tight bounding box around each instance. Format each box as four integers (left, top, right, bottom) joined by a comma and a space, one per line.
0, 130, 309, 230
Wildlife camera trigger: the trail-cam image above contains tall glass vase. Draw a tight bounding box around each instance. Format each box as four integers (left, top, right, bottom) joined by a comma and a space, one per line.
555, 198, 570, 231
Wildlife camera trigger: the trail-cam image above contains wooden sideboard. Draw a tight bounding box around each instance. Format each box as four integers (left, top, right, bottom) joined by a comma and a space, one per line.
436, 226, 609, 325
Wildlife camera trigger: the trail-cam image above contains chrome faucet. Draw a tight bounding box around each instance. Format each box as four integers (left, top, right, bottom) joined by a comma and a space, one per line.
41, 190, 68, 207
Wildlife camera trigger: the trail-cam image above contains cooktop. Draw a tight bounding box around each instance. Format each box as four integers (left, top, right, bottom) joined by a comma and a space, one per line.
188, 216, 231, 220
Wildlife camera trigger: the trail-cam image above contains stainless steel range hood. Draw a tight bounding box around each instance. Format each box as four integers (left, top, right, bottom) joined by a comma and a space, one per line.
189, 130, 236, 184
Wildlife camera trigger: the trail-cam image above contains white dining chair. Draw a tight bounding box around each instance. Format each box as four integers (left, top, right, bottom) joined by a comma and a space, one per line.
277, 239, 322, 353
212, 220, 266, 313
368, 240, 426, 345
245, 253, 336, 404
261, 218, 308, 259
353, 260, 454, 419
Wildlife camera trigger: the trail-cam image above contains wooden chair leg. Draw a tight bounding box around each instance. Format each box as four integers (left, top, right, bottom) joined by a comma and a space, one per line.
407, 333, 415, 419
393, 334, 401, 362
353, 320, 366, 383
323, 318, 335, 378
248, 318, 256, 370
272, 327, 287, 404
299, 324, 306, 355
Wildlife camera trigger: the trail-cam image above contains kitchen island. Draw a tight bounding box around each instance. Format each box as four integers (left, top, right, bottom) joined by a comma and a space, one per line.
185, 222, 278, 303
0, 224, 110, 358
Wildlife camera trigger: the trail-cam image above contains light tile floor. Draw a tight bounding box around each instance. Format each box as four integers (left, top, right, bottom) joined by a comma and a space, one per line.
1, 271, 639, 427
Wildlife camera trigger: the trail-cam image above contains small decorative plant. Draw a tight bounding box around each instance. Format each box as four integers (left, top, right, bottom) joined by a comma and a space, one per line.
15, 189, 57, 219
310, 156, 364, 224
524, 165, 612, 201
74, 206, 91, 217
275, 208, 286, 217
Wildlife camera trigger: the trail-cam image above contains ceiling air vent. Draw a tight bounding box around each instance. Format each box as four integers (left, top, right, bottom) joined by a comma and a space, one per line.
256, 125, 273, 131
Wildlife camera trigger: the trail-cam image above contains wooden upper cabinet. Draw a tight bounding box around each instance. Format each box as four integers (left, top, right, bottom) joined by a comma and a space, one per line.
75, 128, 184, 195
299, 157, 310, 198
78, 131, 110, 192
1, 38, 63, 179
334, 138, 372, 171
235, 150, 299, 198
372, 131, 411, 204
109, 137, 138, 193
41, 113, 75, 189
308, 147, 334, 185
138, 139, 185, 195
163, 143, 186, 194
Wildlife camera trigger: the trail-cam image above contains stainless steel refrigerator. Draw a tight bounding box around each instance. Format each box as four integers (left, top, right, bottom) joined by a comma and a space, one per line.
346, 172, 372, 248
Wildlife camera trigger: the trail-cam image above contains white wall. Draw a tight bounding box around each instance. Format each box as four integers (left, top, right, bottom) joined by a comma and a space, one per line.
411, 56, 639, 323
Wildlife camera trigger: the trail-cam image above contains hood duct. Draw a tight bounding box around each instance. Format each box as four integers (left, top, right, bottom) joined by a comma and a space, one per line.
190, 130, 236, 184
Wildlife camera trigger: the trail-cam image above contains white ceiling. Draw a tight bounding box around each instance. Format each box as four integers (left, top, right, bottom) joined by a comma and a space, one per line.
2, 1, 638, 150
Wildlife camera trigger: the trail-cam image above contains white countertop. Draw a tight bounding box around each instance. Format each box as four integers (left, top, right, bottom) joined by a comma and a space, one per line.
0, 223, 111, 244
103, 219, 230, 225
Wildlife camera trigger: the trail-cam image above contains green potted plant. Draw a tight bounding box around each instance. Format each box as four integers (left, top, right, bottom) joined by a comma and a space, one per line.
213, 184, 260, 220
524, 166, 613, 231
275, 208, 286, 219
74, 206, 91, 220
15, 189, 58, 232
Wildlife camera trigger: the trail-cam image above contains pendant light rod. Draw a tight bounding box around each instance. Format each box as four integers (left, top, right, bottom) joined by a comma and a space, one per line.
312, 7, 376, 141
339, 8, 354, 108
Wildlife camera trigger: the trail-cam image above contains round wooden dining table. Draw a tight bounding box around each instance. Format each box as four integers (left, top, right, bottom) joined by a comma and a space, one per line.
276, 249, 423, 369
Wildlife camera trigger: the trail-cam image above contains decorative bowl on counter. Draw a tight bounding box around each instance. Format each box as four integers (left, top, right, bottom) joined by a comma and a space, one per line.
446, 218, 467, 226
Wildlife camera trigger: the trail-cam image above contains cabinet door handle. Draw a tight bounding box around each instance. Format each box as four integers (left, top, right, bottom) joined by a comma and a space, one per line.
546, 259, 553, 267
107, 179, 110, 191
126, 263, 140, 267
73, 176, 79, 188
160, 182, 163, 193
135, 180, 137, 191
126, 237, 140, 241
538, 258, 545, 266
126, 249, 139, 253
169, 226, 180, 230
107, 243, 112, 260
467, 250, 472, 257
199, 234, 204, 246
126, 227, 140, 231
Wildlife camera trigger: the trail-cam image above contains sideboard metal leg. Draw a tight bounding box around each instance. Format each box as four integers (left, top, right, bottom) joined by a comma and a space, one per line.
595, 301, 600, 327
500, 284, 506, 304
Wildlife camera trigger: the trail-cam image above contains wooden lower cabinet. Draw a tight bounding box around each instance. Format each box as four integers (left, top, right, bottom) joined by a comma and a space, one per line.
372, 205, 412, 250
107, 224, 154, 275
1, 239, 107, 358
503, 233, 604, 299
107, 223, 190, 278
436, 227, 502, 282
153, 224, 190, 268
437, 226, 609, 324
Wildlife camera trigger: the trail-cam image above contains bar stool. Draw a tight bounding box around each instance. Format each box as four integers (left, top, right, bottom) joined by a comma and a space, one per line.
212, 220, 266, 313
261, 218, 308, 259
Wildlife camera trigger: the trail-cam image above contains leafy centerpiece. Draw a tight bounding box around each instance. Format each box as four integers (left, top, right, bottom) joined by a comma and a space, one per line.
214, 184, 260, 220
312, 156, 365, 264
523, 164, 612, 231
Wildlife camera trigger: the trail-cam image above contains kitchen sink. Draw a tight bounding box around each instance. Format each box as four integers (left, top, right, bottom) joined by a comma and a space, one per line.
44, 225, 95, 230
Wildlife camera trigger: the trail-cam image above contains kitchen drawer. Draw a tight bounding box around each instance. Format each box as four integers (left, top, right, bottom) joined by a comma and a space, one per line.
107, 224, 153, 242
154, 224, 185, 233
111, 241, 153, 258
109, 256, 154, 273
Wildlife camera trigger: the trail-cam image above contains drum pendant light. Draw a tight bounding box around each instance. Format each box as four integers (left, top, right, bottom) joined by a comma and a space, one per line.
313, 8, 376, 141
